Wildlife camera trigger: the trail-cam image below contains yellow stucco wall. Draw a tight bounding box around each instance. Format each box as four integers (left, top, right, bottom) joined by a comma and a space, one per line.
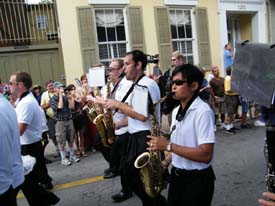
198, 0, 221, 70
130, 0, 163, 55
239, 14, 252, 41
56, 0, 222, 83
56, 0, 88, 85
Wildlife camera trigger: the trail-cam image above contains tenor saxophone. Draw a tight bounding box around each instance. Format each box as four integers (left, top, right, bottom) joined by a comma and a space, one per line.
134, 96, 167, 198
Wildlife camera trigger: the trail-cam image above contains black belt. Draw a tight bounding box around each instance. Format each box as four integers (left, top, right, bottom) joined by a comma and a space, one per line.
172, 166, 213, 176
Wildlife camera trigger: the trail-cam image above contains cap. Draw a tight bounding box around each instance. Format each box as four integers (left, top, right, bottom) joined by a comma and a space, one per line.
32, 84, 42, 90
53, 81, 64, 88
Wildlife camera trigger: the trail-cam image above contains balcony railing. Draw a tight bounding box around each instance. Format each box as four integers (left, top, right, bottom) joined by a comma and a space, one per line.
0, 0, 59, 47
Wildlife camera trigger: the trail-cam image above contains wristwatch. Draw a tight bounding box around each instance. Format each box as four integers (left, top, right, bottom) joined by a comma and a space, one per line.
166, 142, 172, 152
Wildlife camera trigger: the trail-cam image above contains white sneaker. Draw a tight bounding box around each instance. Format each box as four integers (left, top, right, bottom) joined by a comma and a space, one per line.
70, 155, 80, 163
61, 158, 72, 166
254, 120, 265, 127
220, 123, 226, 129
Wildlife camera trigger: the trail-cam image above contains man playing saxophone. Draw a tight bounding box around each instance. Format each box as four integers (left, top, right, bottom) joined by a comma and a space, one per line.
104, 50, 166, 206
94, 59, 134, 202
148, 64, 216, 206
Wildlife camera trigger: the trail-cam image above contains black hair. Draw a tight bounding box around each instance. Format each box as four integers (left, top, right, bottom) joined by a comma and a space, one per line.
226, 66, 232, 75
126, 50, 148, 70
171, 64, 204, 95
65, 84, 75, 92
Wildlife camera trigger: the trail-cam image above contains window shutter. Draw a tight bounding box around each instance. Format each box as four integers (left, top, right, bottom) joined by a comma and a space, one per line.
128, 6, 145, 52
77, 7, 99, 72
195, 7, 211, 68
155, 7, 172, 71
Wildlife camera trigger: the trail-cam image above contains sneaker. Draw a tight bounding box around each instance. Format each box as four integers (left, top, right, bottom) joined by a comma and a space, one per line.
231, 126, 240, 131
61, 158, 72, 166
240, 123, 252, 129
254, 120, 265, 127
69, 155, 80, 163
226, 128, 236, 134
220, 123, 226, 129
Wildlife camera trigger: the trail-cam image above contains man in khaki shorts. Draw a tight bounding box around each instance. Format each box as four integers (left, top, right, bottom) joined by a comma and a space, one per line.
50, 82, 80, 166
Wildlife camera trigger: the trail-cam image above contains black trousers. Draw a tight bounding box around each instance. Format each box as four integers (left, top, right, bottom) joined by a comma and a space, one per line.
15, 176, 59, 206
95, 131, 111, 163
21, 141, 52, 186
110, 132, 132, 194
122, 131, 166, 206
0, 186, 17, 206
167, 166, 215, 206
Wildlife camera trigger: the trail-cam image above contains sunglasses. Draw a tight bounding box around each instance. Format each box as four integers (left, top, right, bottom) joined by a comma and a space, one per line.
172, 79, 187, 86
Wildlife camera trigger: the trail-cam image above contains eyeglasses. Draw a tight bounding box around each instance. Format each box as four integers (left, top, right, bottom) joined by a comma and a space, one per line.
108, 67, 120, 72
171, 58, 176, 61
171, 79, 187, 86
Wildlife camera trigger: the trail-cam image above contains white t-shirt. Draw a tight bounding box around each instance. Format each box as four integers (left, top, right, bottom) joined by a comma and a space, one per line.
15, 92, 42, 145
113, 77, 133, 135
0, 95, 24, 194
128, 76, 161, 134
39, 107, 49, 132
170, 97, 215, 170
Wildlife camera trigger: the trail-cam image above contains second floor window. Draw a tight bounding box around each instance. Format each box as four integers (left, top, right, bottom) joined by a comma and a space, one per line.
95, 8, 127, 66
169, 9, 194, 64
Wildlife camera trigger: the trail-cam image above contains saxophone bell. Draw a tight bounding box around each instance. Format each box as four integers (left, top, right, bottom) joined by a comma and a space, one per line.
134, 152, 151, 169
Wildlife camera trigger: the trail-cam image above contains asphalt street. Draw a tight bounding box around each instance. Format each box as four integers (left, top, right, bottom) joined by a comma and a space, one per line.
17, 120, 267, 206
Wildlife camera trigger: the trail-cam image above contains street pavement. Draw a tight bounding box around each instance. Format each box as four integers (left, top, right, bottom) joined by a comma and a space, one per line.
17, 120, 267, 206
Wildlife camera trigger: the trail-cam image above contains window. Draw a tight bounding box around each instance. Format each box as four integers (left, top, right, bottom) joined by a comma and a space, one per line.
36, 15, 48, 29
169, 9, 194, 64
95, 9, 127, 66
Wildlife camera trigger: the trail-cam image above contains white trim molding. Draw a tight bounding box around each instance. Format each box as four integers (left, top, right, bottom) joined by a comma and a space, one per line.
165, 0, 198, 6
88, 0, 129, 4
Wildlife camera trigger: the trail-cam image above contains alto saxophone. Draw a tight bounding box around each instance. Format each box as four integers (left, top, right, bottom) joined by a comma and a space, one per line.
93, 82, 117, 148
134, 96, 167, 198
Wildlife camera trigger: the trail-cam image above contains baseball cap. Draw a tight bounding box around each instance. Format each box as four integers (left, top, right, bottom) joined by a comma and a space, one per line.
53, 81, 64, 88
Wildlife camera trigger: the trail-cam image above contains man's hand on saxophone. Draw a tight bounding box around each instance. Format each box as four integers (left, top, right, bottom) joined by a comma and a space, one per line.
147, 135, 172, 169
147, 135, 169, 151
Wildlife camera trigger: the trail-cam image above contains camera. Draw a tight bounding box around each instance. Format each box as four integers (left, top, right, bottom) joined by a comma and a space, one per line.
147, 54, 159, 64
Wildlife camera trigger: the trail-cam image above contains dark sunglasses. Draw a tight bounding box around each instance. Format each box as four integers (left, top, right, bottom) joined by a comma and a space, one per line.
172, 79, 187, 86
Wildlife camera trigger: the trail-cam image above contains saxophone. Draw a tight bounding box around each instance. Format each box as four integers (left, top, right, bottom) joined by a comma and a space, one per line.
83, 101, 98, 123
93, 82, 117, 148
134, 96, 167, 198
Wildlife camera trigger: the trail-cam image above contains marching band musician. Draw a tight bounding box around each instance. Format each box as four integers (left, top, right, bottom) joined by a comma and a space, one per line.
94, 59, 134, 200
104, 58, 133, 202
103, 50, 166, 206
148, 64, 216, 206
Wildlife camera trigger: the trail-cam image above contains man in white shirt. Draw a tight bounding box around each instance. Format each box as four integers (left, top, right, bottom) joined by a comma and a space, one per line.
148, 64, 216, 206
0, 94, 24, 206
105, 58, 133, 202
104, 50, 165, 206
9, 72, 59, 206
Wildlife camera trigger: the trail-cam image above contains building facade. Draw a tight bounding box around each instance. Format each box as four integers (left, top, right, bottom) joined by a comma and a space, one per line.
0, 0, 272, 84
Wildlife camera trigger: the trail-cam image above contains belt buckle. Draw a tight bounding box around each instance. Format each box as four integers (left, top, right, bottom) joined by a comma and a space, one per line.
175, 168, 181, 176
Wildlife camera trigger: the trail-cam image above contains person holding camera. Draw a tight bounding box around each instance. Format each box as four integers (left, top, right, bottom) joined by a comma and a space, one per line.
50, 82, 80, 166
158, 51, 184, 126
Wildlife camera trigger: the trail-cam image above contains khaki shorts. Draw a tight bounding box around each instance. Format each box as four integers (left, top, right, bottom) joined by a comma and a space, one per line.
55, 119, 74, 147
213, 96, 226, 115
225, 95, 239, 116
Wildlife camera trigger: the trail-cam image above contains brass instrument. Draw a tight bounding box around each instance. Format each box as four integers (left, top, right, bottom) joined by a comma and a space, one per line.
83, 101, 98, 123
134, 96, 167, 198
93, 82, 117, 148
